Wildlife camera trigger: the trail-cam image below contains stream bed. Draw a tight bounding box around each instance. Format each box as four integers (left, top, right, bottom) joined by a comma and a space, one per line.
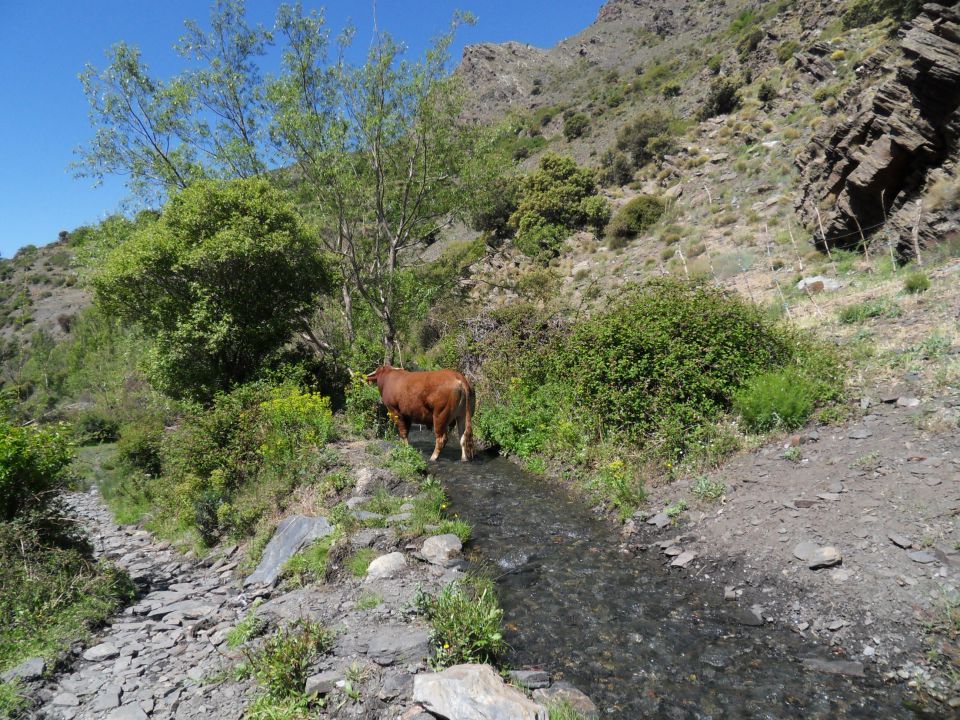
416, 433, 919, 719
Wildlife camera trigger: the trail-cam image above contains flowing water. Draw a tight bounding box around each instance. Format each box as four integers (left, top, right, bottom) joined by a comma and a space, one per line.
413, 432, 920, 719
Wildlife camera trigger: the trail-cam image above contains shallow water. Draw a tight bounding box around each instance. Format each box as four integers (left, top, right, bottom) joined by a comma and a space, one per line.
414, 432, 920, 719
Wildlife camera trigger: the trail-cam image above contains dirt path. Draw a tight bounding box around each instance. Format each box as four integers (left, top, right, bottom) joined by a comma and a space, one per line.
629, 387, 960, 706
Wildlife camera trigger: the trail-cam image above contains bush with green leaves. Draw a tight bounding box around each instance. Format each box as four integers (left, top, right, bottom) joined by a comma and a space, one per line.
733, 368, 816, 432
92, 178, 331, 402
903, 270, 930, 294
563, 112, 590, 141
243, 620, 332, 703
699, 79, 742, 120
416, 576, 507, 669
614, 109, 677, 169
599, 149, 634, 187
509, 155, 609, 259
842, 0, 921, 29
757, 80, 778, 105
0, 420, 72, 523
606, 195, 666, 239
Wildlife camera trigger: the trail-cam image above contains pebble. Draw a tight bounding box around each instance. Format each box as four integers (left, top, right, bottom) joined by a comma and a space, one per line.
670, 551, 697, 568
848, 427, 873, 439
808, 547, 842, 570
888, 532, 913, 549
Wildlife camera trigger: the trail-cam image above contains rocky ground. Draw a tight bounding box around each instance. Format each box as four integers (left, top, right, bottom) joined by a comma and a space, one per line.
7, 442, 598, 720
628, 380, 960, 707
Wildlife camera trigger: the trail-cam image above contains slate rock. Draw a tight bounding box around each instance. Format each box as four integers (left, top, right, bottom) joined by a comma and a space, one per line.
414, 663, 547, 720
378, 671, 414, 701
670, 551, 696, 568
801, 658, 865, 677
366, 552, 407, 580
1, 657, 45, 683
107, 705, 149, 720
848, 427, 873, 440
244, 515, 333, 587
896, 396, 921, 408
647, 512, 670, 529
533, 683, 599, 719
367, 625, 431, 666
908, 550, 936, 564
83, 642, 120, 662
92, 685, 123, 712
421, 534, 463, 567
507, 670, 551, 690
52, 693, 80, 707
793, 541, 818, 561
305, 670, 340, 696
888, 532, 913, 549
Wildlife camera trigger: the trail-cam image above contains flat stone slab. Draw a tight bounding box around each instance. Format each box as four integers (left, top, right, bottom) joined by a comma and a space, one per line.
414, 663, 547, 720
1, 657, 45, 683
507, 669, 551, 690
305, 669, 340, 696
244, 515, 333, 587
888, 532, 913, 549
802, 658, 865, 677
908, 551, 936, 564
82, 642, 120, 662
107, 705, 149, 720
366, 625, 431, 666
808, 546, 842, 570
793, 541, 818, 561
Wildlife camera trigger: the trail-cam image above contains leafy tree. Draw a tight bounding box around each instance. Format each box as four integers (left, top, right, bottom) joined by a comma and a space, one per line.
92, 178, 330, 401
563, 112, 590, 141
614, 110, 676, 169
269, 5, 500, 361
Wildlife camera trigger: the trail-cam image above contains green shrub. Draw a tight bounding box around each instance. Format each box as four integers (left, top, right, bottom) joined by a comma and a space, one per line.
74, 410, 120, 445
757, 80, 778, 105
607, 195, 666, 239
578, 195, 612, 233
733, 369, 816, 432
842, 0, 921, 29
245, 620, 332, 701
903, 271, 930, 294
385, 443, 428, 481
344, 372, 387, 436
226, 599, 266, 648
416, 576, 506, 669
589, 459, 645, 520
562, 112, 590, 141
599, 150, 633, 187
614, 110, 677, 168
837, 298, 902, 323
346, 548, 377, 577
777, 40, 800, 63
691, 476, 726, 501
116, 416, 164, 476
699, 79, 742, 120
509, 155, 605, 259
0, 420, 72, 523
738, 28, 764, 57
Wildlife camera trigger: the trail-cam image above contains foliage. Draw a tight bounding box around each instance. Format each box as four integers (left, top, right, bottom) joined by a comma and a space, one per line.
548, 701, 592, 720
614, 110, 677, 169
116, 415, 164, 476
699, 79, 742, 120
691, 476, 726, 501
344, 372, 387, 437
733, 369, 816, 432
0, 420, 72, 523
837, 298, 902, 324
589, 459, 645, 520
903, 271, 930, 294
509, 154, 608, 259
92, 178, 330, 402
757, 80, 778, 105
282, 537, 334, 587
356, 592, 383, 610
599, 150, 634, 187
345, 548, 377, 577
562, 112, 590, 141
469, 176, 520, 240
385, 443, 428, 482
226, 599, 266, 648
777, 40, 800, 63
244, 620, 332, 702
842, 0, 922, 29
606, 195, 666, 239
416, 576, 506, 669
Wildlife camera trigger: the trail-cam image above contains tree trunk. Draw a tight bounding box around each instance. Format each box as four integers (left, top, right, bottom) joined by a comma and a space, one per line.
341, 282, 355, 343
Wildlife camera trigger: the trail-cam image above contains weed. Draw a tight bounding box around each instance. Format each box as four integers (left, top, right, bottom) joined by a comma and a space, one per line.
733, 369, 816, 433
904, 271, 930, 294
850, 451, 881, 471
226, 599, 266, 648
415, 576, 507, 669
665, 499, 688, 518
282, 536, 334, 587
549, 700, 593, 720
245, 620, 332, 701
345, 548, 377, 578
589, 459, 646, 520
838, 298, 902, 324
356, 592, 383, 610
783, 446, 803, 463
691, 476, 726, 501
0, 681, 26, 719
385, 443, 428, 481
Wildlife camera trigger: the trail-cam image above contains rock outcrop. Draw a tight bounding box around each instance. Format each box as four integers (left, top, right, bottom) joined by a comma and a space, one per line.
796, 4, 960, 259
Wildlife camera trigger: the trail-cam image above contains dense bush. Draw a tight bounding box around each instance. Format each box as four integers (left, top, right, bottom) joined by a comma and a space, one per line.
699, 79, 742, 120
0, 420, 72, 523
116, 415, 164, 476
614, 110, 677, 169
92, 178, 331, 402
599, 150, 634, 187
509, 155, 609, 259
563, 112, 590, 141
757, 80, 778, 105
904, 270, 930, 294
416, 576, 506, 669
469, 177, 519, 239
842, 0, 921, 29
606, 195, 666, 239
733, 369, 816, 432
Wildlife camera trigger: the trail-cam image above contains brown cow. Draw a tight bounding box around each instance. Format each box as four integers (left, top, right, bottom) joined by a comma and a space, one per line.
365, 364, 475, 462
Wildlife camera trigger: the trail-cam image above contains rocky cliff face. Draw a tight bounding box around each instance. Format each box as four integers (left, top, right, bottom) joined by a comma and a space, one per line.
796, 3, 960, 259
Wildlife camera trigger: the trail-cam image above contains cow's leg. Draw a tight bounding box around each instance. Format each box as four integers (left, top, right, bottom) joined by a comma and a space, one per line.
456, 416, 469, 462
388, 409, 409, 444
431, 414, 448, 461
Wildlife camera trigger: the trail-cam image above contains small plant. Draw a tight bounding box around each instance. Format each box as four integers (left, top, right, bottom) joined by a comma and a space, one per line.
415, 576, 507, 669
903, 270, 930, 294
699, 78, 742, 120
691, 476, 726, 501
607, 195, 666, 239
838, 298, 902, 324
783, 446, 803, 463
589, 459, 645, 520
345, 548, 377, 578
665, 499, 688, 518
226, 599, 266, 648
850, 451, 881, 471
356, 591, 383, 610
282, 536, 334, 586
245, 620, 332, 702
385, 443, 428, 481
757, 80, 778, 105
549, 701, 592, 720
733, 369, 815, 433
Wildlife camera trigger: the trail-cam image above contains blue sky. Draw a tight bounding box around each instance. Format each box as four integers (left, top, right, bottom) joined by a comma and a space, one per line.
0, 1, 602, 258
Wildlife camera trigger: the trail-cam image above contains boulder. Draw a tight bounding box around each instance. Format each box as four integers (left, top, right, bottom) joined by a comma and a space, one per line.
366, 552, 407, 580
1, 657, 45, 683
414, 664, 547, 720
305, 670, 340, 696
82, 642, 120, 662
244, 515, 333, 587
421, 534, 463, 566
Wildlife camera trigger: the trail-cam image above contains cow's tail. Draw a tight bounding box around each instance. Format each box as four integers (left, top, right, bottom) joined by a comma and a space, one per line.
458, 379, 476, 461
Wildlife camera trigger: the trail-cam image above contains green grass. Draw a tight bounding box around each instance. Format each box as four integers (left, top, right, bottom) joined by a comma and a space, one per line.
356, 592, 383, 611
904, 270, 930, 294
385, 443, 428, 481
226, 600, 265, 648
691, 476, 726, 501
345, 548, 377, 578
837, 298, 902, 324
549, 701, 592, 720
733, 369, 816, 433
0, 681, 26, 719
282, 536, 334, 587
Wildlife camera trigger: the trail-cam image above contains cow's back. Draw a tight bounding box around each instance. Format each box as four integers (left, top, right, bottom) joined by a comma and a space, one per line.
380, 369, 470, 423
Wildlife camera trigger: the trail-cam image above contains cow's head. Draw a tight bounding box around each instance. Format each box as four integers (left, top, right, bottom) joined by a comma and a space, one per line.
364, 364, 394, 386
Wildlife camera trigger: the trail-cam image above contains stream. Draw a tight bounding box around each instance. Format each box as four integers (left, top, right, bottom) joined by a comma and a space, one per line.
414, 432, 919, 719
